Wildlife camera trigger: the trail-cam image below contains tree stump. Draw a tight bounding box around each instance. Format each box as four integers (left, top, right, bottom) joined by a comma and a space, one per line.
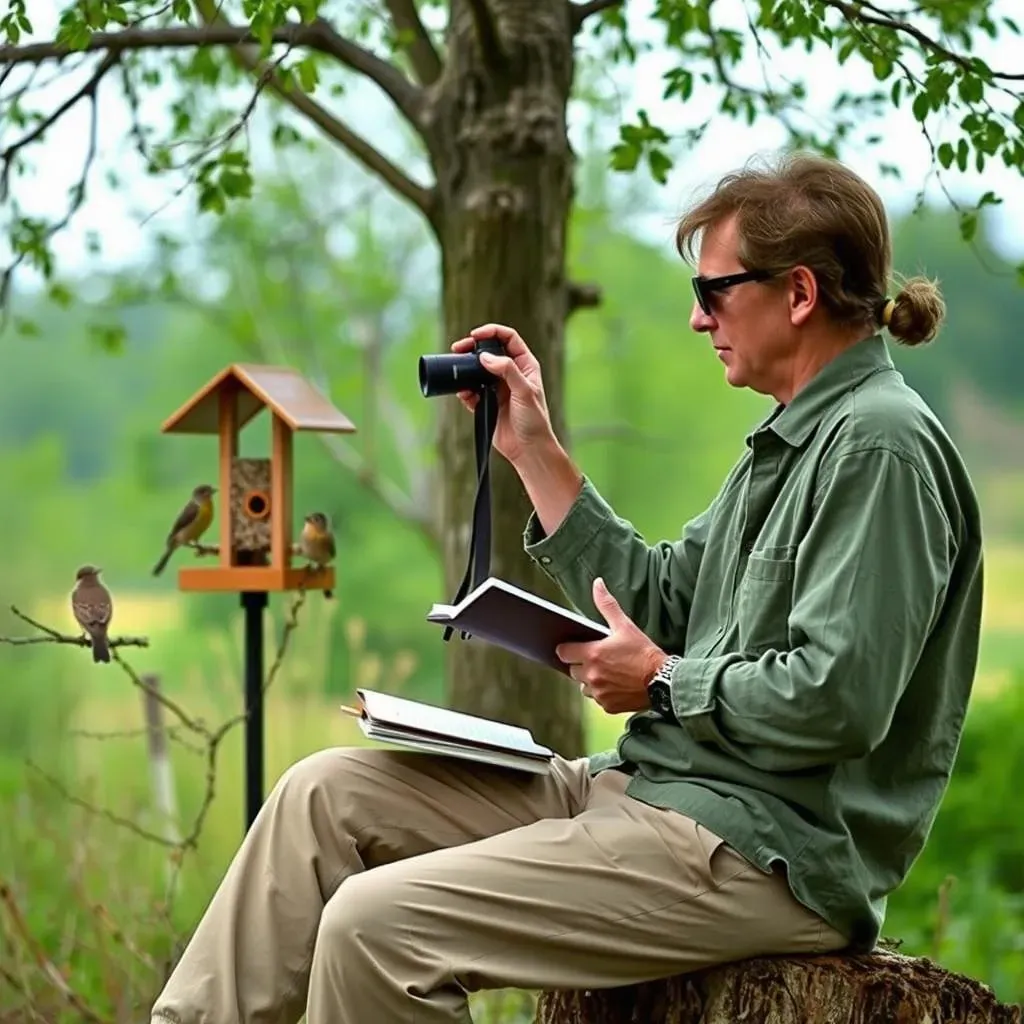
534, 951, 1022, 1024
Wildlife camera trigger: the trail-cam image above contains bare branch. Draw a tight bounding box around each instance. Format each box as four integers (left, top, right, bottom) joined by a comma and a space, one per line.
0, 51, 116, 324
382, 0, 444, 85
0, 605, 149, 652
464, 0, 507, 68
570, 0, 624, 35
567, 280, 602, 314
821, 0, 1024, 82
0, 20, 426, 124
191, 1, 438, 221
0, 883, 108, 1023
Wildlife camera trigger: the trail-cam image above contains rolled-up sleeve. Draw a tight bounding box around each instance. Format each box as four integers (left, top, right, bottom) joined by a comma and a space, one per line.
524, 476, 711, 649
670, 446, 955, 773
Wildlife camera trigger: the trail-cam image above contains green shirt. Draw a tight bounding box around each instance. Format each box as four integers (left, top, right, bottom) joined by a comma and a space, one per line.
523, 334, 984, 950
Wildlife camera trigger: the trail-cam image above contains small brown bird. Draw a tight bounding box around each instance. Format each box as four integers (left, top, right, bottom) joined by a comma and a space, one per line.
298, 511, 336, 598
152, 484, 217, 576
71, 565, 113, 664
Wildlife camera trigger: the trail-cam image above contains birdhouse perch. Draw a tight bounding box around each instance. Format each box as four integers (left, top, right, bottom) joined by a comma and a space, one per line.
160, 363, 356, 594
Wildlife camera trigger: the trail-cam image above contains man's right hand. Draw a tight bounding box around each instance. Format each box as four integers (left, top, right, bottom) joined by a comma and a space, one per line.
452, 323, 555, 467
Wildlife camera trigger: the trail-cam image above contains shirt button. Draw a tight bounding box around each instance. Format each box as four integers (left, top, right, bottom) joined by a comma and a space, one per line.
540, 556, 552, 564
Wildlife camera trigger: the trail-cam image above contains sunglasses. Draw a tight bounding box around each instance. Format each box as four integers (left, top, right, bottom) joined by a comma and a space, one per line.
691, 269, 772, 315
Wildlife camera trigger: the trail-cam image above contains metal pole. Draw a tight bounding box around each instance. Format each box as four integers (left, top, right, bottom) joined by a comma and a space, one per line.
241, 590, 268, 832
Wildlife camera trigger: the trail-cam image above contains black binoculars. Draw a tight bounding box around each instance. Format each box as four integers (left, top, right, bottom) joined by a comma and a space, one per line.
418, 338, 504, 398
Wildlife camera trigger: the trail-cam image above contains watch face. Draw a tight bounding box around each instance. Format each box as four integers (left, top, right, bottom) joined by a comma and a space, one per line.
649, 681, 672, 715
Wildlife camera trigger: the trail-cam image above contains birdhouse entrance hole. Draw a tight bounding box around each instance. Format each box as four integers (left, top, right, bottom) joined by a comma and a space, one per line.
243, 489, 270, 520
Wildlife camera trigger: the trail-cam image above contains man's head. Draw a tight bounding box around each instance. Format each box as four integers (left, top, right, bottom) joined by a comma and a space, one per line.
676, 153, 946, 402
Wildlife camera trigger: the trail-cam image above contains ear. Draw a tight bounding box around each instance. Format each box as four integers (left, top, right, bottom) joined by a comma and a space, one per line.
788, 265, 818, 326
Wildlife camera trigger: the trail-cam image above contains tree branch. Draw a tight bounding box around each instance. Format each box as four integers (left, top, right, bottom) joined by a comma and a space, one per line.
0, 50, 116, 324
0, 19, 426, 129
382, 0, 444, 85
0, 605, 149, 652
570, 0, 624, 35
190, 2, 438, 222
464, 0, 507, 68
821, 0, 1024, 82
566, 279, 602, 315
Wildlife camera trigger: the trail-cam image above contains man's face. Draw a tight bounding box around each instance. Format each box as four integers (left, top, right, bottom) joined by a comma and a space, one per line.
689, 216, 796, 396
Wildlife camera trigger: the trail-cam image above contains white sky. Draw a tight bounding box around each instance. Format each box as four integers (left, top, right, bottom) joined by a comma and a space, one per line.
4, 0, 1023, 291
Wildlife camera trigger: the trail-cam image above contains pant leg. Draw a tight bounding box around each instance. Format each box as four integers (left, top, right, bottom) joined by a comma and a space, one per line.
150, 747, 593, 1024
308, 768, 848, 1024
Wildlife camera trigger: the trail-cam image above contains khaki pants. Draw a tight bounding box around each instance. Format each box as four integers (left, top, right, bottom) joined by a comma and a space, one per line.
151, 748, 846, 1024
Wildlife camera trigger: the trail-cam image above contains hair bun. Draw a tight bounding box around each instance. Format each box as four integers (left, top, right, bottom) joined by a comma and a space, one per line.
886, 276, 946, 347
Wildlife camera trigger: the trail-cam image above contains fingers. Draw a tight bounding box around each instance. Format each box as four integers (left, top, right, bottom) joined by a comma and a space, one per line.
452, 324, 533, 362
469, 323, 530, 356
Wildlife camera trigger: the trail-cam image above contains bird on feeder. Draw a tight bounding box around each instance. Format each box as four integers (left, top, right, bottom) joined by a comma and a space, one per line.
152, 484, 217, 576
297, 512, 336, 598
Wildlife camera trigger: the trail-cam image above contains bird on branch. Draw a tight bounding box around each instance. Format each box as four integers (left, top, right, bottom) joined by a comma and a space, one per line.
70, 565, 113, 664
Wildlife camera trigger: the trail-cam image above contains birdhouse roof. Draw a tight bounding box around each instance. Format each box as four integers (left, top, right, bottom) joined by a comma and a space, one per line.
161, 363, 357, 435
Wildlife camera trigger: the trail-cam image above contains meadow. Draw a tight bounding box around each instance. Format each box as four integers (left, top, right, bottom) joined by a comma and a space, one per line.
2, 538, 1023, 1021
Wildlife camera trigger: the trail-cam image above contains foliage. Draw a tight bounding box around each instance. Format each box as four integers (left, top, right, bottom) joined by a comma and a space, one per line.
2, 1, 1024, 331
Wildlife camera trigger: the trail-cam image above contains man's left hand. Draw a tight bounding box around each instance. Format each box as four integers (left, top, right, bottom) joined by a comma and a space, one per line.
555, 578, 668, 715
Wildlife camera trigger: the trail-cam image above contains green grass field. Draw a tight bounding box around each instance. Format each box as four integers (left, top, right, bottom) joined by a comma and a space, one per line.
2, 544, 1022, 1021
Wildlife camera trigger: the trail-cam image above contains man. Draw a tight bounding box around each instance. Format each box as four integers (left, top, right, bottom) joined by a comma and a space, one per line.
151, 153, 983, 1024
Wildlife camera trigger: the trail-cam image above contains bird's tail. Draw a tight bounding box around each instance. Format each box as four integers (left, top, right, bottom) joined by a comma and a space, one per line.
91, 633, 111, 664
152, 546, 174, 576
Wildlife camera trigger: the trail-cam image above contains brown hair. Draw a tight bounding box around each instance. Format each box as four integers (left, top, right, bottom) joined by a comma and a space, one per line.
675, 152, 945, 347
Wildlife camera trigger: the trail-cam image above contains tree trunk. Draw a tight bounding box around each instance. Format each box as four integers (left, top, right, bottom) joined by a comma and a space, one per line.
534, 951, 1023, 1024
425, 0, 585, 757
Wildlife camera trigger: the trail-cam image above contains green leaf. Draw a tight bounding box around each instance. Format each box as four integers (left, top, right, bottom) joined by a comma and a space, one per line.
297, 56, 319, 93
609, 142, 640, 173
13, 316, 39, 338
220, 168, 253, 199
198, 182, 226, 215
958, 74, 984, 104
88, 322, 126, 354
47, 282, 73, 308
912, 92, 930, 123
937, 142, 955, 170
647, 147, 673, 185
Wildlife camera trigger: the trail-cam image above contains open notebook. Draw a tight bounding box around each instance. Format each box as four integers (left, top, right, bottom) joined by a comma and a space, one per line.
427, 576, 609, 674
341, 688, 555, 775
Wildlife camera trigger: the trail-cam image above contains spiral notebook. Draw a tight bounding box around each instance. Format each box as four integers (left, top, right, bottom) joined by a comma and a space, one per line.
340, 688, 555, 774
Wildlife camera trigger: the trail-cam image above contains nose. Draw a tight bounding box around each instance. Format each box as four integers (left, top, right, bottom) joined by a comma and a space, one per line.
690, 301, 716, 334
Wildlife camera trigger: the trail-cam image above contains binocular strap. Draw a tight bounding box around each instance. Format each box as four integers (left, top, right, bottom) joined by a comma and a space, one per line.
443, 387, 499, 642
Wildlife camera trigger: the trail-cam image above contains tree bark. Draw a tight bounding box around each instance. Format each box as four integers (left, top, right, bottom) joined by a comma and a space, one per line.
424, 0, 585, 756
534, 951, 1023, 1024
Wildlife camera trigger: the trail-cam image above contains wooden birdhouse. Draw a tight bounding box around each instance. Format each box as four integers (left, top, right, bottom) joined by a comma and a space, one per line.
160, 363, 356, 593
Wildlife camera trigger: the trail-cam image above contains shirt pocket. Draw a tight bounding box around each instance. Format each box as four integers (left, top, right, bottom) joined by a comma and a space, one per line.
736, 546, 797, 654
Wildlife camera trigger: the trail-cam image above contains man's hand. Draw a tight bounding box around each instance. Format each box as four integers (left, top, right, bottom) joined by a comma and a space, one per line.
555, 578, 668, 715
452, 323, 556, 466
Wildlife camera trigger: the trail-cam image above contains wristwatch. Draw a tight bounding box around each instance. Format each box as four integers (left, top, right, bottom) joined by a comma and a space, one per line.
646, 654, 682, 721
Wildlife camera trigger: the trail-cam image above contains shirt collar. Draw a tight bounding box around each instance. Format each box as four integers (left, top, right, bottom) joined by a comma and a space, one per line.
749, 334, 896, 449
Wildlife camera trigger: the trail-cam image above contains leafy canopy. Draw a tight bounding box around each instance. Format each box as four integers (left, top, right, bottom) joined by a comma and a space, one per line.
1, 0, 1023, 344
